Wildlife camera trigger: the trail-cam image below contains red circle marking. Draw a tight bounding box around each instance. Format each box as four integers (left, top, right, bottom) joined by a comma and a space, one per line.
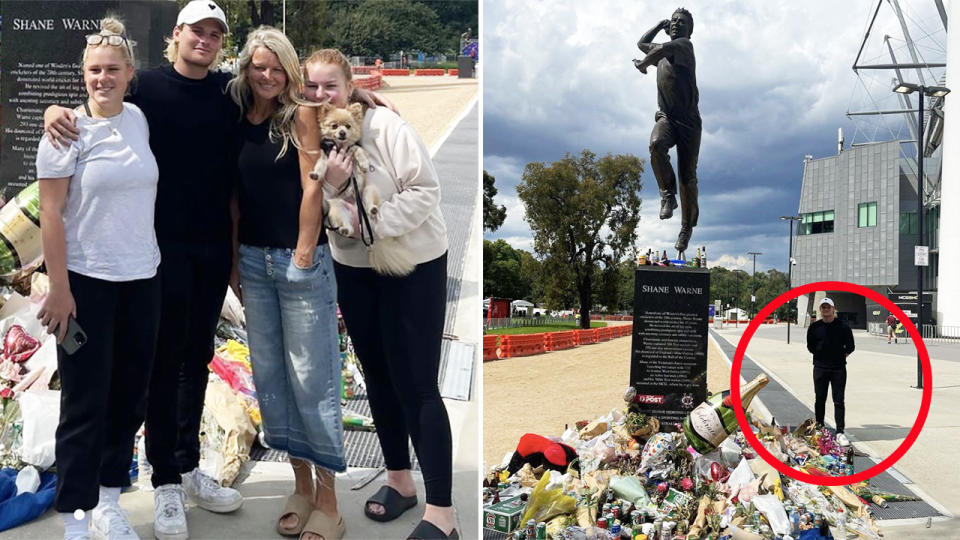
729, 280, 932, 486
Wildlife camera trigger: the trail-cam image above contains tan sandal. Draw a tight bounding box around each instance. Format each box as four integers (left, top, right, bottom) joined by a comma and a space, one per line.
277, 493, 315, 536
299, 509, 345, 540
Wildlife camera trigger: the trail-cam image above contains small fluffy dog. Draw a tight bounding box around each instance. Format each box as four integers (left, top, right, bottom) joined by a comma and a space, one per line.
309, 102, 415, 276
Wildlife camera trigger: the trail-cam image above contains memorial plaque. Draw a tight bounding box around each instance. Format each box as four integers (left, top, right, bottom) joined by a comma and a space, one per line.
0, 1, 177, 196
629, 265, 709, 431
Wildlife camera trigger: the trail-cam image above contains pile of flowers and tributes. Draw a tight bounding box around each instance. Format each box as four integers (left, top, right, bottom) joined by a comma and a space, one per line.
484, 373, 913, 540
0, 182, 373, 530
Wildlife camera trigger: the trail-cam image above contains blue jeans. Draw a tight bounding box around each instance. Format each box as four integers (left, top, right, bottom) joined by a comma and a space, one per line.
239, 244, 345, 471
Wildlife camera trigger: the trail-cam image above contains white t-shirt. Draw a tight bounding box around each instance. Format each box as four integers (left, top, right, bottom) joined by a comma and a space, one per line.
325, 107, 448, 267
35, 102, 160, 281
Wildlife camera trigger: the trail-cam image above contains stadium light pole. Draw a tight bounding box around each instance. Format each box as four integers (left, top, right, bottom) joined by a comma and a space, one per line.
892, 82, 950, 389
748, 252, 762, 321
780, 216, 801, 343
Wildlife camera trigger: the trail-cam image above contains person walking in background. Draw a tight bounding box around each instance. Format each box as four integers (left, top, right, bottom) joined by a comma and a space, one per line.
807, 298, 855, 447
36, 17, 161, 540
887, 313, 898, 344
303, 49, 458, 540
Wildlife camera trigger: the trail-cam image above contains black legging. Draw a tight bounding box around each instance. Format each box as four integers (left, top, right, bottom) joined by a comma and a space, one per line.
813, 366, 847, 433
334, 253, 452, 507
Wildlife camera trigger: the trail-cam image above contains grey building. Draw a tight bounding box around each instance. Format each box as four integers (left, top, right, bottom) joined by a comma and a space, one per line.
792, 140, 936, 330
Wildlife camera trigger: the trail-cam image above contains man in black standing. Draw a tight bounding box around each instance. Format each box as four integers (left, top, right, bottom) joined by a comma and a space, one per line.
633, 7, 701, 253
807, 298, 855, 446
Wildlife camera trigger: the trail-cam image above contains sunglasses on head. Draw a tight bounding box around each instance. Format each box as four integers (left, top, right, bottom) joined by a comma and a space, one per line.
86, 34, 128, 47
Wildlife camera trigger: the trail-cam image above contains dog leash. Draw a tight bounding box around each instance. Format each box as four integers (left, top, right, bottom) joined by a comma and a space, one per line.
350, 173, 375, 248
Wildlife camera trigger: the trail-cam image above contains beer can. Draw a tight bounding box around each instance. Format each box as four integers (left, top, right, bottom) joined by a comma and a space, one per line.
525, 519, 536, 538
611, 524, 622, 536
631, 510, 642, 526
602, 503, 612, 515
597, 516, 608, 530
535, 522, 546, 540
612, 504, 621, 520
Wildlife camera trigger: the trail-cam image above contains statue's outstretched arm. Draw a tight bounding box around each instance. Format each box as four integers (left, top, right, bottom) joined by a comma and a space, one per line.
634, 43, 666, 74
637, 19, 669, 53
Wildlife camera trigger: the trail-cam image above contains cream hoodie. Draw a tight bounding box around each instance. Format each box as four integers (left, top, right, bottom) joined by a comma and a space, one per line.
325, 107, 448, 267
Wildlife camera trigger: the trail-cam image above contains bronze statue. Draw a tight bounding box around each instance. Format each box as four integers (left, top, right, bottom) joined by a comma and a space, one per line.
634, 7, 701, 254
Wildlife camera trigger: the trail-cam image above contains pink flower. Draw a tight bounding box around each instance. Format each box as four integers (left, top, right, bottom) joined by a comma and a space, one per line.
0, 360, 22, 383
0, 387, 12, 399
681, 477, 694, 491
657, 482, 668, 494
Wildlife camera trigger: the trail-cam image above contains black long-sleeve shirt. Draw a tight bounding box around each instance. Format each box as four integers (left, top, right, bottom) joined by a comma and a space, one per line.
807, 319, 855, 369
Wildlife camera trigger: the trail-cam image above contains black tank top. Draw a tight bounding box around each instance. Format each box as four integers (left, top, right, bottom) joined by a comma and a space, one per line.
237, 117, 327, 248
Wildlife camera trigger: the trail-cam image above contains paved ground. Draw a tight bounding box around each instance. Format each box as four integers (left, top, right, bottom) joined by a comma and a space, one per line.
3, 76, 481, 540
482, 323, 735, 473
713, 323, 960, 538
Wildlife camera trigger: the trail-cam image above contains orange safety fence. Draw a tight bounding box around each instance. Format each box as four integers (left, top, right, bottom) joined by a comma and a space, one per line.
414, 68, 445, 76
483, 335, 499, 362
381, 68, 410, 76
595, 327, 613, 342
574, 328, 597, 345
544, 330, 576, 351
353, 74, 382, 91
351, 66, 376, 75
497, 333, 546, 358
448, 69, 459, 76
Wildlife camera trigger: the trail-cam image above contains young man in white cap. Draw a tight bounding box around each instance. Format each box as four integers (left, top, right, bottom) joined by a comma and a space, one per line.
806, 297, 855, 447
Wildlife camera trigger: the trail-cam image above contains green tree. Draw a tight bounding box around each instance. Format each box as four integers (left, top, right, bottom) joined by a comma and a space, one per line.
327, 0, 443, 57
617, 258, 637, 312
483, 170, 507, 232
517, 150, 644, 328
517, 250, 543, 303
482, 239, 527, 300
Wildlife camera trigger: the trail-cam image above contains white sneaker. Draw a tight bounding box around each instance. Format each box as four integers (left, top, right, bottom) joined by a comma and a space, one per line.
92, 501, 139, 540
181, 468, 243, 513
836, 433, 851, 446
153, 484, 188, 540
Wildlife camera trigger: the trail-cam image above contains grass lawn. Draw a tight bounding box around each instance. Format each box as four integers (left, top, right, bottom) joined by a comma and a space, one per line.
484, 321, 607, 335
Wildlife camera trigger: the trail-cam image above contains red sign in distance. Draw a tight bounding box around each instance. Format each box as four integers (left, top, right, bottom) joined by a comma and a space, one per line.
729, 280, 932, 486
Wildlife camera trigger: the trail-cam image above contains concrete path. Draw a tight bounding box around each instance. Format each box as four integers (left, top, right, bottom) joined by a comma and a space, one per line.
711, 323, 960, 538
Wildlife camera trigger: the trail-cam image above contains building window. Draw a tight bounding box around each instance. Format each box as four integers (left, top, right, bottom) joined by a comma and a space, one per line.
800, 210, 834, 235
900, 212, 919, 234
858, 202, 877, 228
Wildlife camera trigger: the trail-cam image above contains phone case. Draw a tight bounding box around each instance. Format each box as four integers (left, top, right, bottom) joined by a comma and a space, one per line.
60, 317, 87, 355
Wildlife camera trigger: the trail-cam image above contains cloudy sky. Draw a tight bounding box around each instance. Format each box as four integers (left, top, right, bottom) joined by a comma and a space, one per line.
482, 0, 947, 272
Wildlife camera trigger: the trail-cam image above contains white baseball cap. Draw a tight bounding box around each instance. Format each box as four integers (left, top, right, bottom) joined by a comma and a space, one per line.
820, 297, 835, 308
177, 1, 228, 33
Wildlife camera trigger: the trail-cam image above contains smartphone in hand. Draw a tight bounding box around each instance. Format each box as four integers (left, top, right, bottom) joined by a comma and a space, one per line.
59, 317, 87, 355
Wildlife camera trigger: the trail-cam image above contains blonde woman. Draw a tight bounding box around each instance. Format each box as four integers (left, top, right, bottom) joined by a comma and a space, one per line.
36, 17, 159, 540
304, 49, 457, 540
227, 27, 346, 540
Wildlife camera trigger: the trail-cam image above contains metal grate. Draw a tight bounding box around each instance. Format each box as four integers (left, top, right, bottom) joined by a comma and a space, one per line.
435, 103, 479, 400
439, 339, 476, 401
435, 103, 478, 337
249, 393, 419, 471
483, 529, 509, 540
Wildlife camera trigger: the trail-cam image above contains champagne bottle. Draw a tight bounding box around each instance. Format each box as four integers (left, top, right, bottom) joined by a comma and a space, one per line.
682, 373, 769, 454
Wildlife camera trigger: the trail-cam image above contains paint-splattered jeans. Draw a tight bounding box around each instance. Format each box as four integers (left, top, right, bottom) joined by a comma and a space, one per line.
238, 244, 346, 471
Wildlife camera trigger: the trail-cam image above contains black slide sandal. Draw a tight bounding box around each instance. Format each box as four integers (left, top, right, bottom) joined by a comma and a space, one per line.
364, 485, 418, 522
407, 520, 459, 540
